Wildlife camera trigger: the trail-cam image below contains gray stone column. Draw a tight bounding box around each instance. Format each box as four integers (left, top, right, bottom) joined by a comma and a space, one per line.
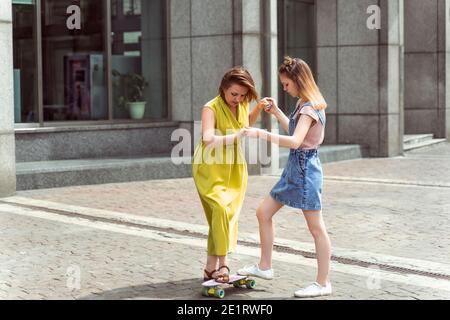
169, 0, 236, 144
316, 0, 403, 157
446, 0, 450, 139
141, 0, 166, 119
404, 0, 450, 139
258, 0, 280, 174
0, 0, 16, 197
169, 0, 193, 128
169, 0, 278, 171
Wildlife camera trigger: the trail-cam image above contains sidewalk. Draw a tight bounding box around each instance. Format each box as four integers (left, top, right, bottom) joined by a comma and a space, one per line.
13, 143, 450, 264
1, 143, 450, 299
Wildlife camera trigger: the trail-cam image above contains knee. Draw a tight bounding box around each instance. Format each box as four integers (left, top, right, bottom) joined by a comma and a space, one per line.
308, 224, 327, 239
256, 207, 271, 223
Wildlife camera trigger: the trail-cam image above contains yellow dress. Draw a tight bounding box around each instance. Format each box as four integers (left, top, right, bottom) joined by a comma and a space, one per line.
192, 95, 249, 256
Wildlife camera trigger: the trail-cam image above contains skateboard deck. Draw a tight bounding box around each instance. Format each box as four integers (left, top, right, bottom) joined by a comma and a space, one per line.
201, 274, 256, 299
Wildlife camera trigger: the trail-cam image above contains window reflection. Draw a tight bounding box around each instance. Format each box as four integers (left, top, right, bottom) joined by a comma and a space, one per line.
12, 0, 37, 123
11, 0, 168, 124
111, 0, 167, 120
41, 0, 107, 121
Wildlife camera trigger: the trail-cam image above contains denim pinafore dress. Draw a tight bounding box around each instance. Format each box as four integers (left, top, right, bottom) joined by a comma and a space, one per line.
269, 102, 325, 211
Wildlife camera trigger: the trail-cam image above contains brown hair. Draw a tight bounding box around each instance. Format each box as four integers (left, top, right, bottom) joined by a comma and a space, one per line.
279, 56, 327, 110
219, 67, 258, 104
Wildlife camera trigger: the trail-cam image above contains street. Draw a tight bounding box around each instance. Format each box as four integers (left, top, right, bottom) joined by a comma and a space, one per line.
1, 143, 450, 300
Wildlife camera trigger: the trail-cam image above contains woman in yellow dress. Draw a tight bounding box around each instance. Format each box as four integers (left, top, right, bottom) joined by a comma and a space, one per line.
193, 67, 265, 282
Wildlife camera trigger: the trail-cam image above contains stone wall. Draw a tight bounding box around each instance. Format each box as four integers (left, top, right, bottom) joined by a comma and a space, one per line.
0, 0, 16, 197
316, 0, 403, 156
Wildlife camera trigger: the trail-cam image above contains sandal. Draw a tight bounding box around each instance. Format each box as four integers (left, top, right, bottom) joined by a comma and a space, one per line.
203, 269, 217, 281
215, 265, 230, 283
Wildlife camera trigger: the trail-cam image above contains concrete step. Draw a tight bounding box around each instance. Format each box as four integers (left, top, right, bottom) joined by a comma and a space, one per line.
403, 137, 447, 152
16, 156, 261, 191
16, 157, 193, 191
16, 144, 366, 191
279, 144, 368, 169
15, 122, 180, 162
403, 134, 434, 148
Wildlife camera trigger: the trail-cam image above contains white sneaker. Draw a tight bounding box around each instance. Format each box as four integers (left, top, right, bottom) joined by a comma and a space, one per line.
237, 264, 274, 280
294, 282, 332, 298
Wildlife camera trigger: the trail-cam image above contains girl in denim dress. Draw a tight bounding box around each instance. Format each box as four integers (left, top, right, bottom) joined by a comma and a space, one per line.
239, 57, 332, 298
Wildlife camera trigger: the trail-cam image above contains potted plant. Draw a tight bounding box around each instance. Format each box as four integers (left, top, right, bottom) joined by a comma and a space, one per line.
112, 70, 149, 119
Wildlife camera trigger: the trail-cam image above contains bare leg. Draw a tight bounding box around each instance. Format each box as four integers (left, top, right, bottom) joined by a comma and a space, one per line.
302, 210, 332, 286
256, 196, 283, 270
204, 255, 219, 278
205, 255, 230, 279
218, 256, 228, 274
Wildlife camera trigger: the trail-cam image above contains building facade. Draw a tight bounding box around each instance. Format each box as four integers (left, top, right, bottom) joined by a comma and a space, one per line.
1, 0, 449, 196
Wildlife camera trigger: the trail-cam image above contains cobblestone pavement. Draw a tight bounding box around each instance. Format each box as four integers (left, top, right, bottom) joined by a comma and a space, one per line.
1, 143, 450, 300
0, 206, 448, 300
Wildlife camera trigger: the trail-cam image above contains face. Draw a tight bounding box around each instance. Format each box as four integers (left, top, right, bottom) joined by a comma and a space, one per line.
223, 84, 248, 108
279, 74, 298, 98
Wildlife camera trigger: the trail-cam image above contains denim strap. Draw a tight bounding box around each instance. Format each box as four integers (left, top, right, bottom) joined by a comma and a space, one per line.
295, 102, 325, 127
314, 108, 326, 126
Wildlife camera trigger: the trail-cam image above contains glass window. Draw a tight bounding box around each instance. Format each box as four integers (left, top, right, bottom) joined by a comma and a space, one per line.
11, 0, 168, 125
12, 0, 38, 123
111, 0, 168, 120
41, 0, 107, 121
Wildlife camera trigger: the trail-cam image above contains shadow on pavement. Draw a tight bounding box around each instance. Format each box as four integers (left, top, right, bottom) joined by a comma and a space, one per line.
78, 278, 268, 300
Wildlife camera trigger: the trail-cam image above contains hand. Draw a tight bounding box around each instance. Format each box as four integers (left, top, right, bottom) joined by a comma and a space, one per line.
242, 127, 261, 138
256, 98, 272, 111
236, 128, 245, 139
263, 97, 280, 116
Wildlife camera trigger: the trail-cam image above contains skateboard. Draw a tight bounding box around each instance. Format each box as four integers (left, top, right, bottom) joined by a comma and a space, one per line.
201, 274, 256, 299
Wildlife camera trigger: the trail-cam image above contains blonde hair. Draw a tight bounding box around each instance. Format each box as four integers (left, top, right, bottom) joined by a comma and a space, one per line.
219, 67, 258, 104
279, 56, 327, 110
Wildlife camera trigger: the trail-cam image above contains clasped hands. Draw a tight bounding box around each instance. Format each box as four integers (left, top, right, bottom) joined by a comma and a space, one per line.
240, 97, 278, 139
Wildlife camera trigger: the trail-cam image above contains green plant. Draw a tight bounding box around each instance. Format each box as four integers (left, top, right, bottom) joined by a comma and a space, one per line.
112, 70, 149, 108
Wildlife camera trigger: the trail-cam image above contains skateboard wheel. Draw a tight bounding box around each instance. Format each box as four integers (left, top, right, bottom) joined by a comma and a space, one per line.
214, 288, 225, 299
233, 282, 241, 288
202, 287, 209, 297
245, 279, 256, 289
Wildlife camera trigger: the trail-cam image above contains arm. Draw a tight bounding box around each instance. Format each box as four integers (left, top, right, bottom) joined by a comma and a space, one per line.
248, 100, 266, 126
244, 114, 314, 149
201, 107, 243, 147
265, 98, 289, 133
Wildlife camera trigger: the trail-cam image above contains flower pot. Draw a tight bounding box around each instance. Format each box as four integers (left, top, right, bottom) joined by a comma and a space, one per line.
127, 101, 146, 119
